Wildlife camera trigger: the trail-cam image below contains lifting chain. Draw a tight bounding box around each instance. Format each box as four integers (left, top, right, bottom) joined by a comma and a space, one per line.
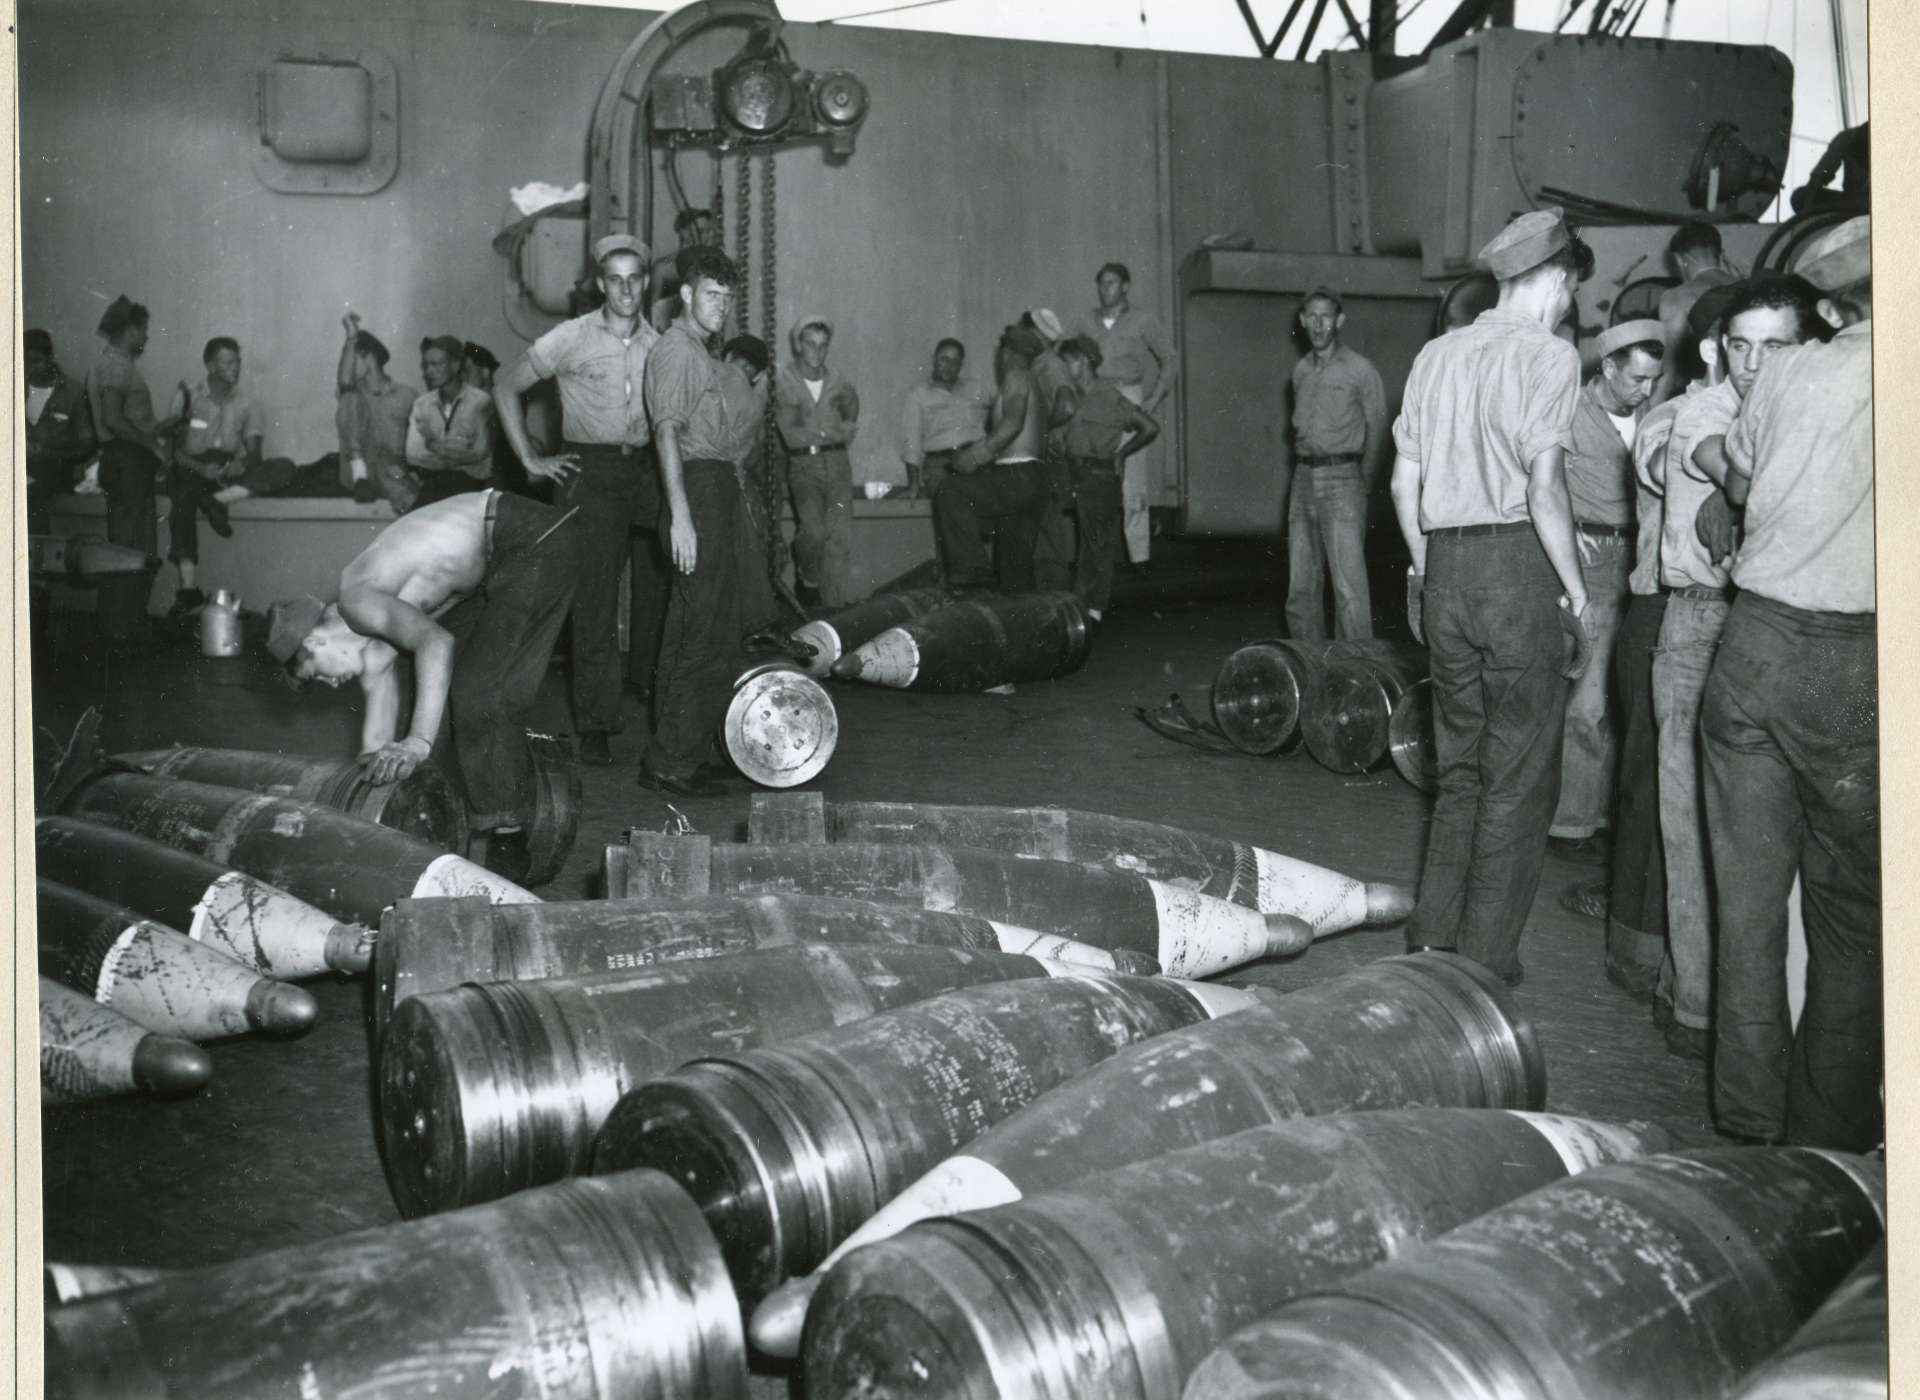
735, 151, 754, 333
709, 149, 724, 252
759, 149, 789, 596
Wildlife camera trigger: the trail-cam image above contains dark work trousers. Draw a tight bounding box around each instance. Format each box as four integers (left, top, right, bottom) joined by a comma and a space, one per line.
438, 493, 581, 830
410, 469, 488, 512
732, 461, 782, 637
1070, 456, 1124, 614
1605, 590, 1670, 996
626, 469, 671, 698
918, 447, 962, 500
558, 442, 652, 735
166, 463, 219, 564
1031, 458, 1076, 594
1702, 592, 1881, 1150
99, 439, 160, 642
933, 460, 1052, 592
647, 461, 746, 780
1410, 523, 1571, 982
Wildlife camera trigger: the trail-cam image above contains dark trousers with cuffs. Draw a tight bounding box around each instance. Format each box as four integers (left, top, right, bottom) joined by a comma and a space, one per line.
1411, 523, 1570, 980
1606, 591, 1670, 993
1070, 456, 1124, 613
1703, 591, 1881, 1149
558, 442, 660, 735
933, 461, 1052, 592
99, 439, 160, 641
439, 493, 580, 829
647, 461, 746, 778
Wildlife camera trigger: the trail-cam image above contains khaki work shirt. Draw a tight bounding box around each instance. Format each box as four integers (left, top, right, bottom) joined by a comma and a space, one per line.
1291, 343, 1386, 458
1726, 323, 1874, 614
901, 378, 989, 465
1628, 387, 1694, 596
528, 308, 658, 447
1392, 309, 1581, 531
1076, 304, 1177, 402
1659, 381, 1740, 591
1565, 379, 1640, 527
644, 320, 732, 464
1057, 380, 1136, 461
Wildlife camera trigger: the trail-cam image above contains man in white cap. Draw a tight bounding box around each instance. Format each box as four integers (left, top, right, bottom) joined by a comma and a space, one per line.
1287, 285, 1386, 641
494, 232, 662, 769
899, 337, 987, 500
1389, 207, 1594, 987
1694, 216, 1876, 1151
1644, 275, 1823, 1065
774, 314, 860, 607
1546, 317, 1666, 864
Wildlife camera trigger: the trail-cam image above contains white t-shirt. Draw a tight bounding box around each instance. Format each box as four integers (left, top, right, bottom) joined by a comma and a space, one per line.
26, 384, 54, 426
804, 377, 825, 404
1607, 409, 1636, 449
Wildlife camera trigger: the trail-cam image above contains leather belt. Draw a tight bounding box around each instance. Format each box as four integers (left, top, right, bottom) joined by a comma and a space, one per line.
1577, 522, 1632, 539
1430, 521, 1533, 538
1297, 452, 1361, 467
801, 444, 847, 456
1666, 584, 1731, 602
563, 440, 648, 459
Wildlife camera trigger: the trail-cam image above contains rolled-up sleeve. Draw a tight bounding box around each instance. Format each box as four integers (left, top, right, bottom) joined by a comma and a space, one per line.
1723, 375, 1766, 479
1391, 353, 1430, 462
526, 321, 572, 380
644, 334, 704, 435
1515, 344, 1580, 464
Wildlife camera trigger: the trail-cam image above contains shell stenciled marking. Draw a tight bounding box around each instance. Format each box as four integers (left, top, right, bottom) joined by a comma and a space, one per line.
1508, 1112, 1655, 1174
1146, 879, 1266, 979
1251, 844, 1366, 932
815, 1154, 1025, 1274
411, 854, 540, 905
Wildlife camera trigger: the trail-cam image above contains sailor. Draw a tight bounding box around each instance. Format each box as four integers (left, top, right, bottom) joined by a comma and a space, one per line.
1644, 277, 1821, 1063
266, 488, 581, 882
494, 233, 661, 769
1388, 208, 1594, 986
1696, 216, 1877, 1151
932, 322, 1053, 593
1286, 285, 1386, 641
1547, 318, 1665, 862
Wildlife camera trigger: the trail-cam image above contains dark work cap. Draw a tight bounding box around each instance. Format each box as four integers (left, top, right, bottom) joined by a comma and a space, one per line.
97, 295, 139, 337
1300, 285, 1344, 313
1002, 323, 1047, 360
593, 233, 650, 266
1687, 283, 1741, 344
1060, 335, 1104, 369
1794, 215, 1869, 291
266, 595, 327, 663
1478, 208, 1570, 279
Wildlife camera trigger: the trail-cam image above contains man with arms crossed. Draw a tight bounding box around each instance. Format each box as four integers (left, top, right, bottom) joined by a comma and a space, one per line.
266, 488, 581, 883
1390, 209, 1594, 987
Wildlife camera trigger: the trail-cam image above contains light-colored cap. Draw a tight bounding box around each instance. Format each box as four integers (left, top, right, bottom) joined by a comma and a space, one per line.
1794, 215, 1870, 291
790, 314, 833, 350
1478, 207, 1570, 279
1585, 318, 1667, 368
1028, 307, 1064, 342
592, 233, 650, 266
266, 595, 327, 662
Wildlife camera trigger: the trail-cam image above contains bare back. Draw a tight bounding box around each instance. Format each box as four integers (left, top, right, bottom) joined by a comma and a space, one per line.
339, 490, 491, 619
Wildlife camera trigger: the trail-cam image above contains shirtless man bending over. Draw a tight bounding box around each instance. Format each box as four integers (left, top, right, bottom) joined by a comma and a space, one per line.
266, 489, 580, 882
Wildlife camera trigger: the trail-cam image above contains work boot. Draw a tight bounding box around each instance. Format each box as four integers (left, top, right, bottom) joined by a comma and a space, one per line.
794, 580, 822, 608
352, 479, 381, 505
167, 588, 207, 619
1664, 1021, 1709, 1062
1558, 879, 1609, 921
637, 757, 725, 798
1547, 833, 1610, 866
577, 730, 613, 766
202, 496, 234, 538
482, 827, 533, 885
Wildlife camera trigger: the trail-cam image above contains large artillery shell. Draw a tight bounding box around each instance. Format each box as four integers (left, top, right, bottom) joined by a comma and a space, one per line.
374, 892, 1152, 1034
725, 660, 838, 788
751, 951, 1540, 1357
792, 587, 954, 677
115, 744, 470, 859
831, 591, 1092, 691
43, 1168, 747, 1400
1731, 1238, 1887, 1399
37, 880, 317, 1041
1210, 639, 1392, 755
44, 1260, 171, 1305
1300, 643, 1428, 774
1387, 677, 1436, 793
31, 533, 157, 579
1185, 1148, 1886, 1400
802, 1110, 1669, 1398
748, 793, 1414, 932
608, 833, 1314, 978
594, 971, 1265, 1301
62, 772, 537, 926
379, 943, 1068, 1218
39, 978, 211, 1104
37, 817, 371, 977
